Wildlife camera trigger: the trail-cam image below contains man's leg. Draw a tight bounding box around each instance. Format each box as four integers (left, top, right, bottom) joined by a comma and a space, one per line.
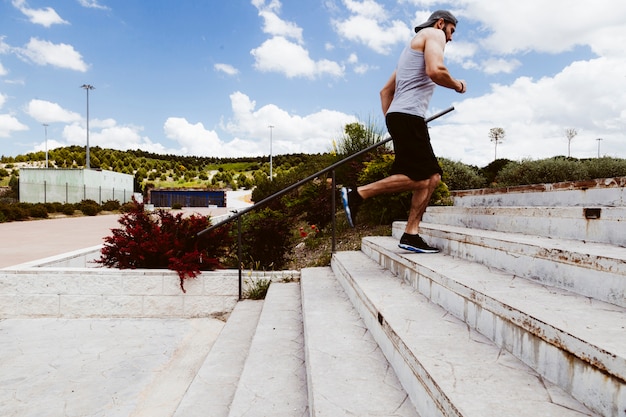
357, 174, 423, 199
404, 173, 441, 235
397, 173, 441, 253
342, 173, 439, 228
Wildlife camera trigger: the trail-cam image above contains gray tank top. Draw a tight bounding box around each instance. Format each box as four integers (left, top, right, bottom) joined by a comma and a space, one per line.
387, 45, 436, 118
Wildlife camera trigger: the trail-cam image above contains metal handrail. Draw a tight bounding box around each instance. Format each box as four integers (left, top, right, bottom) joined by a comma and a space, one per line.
198, 106, 454, 298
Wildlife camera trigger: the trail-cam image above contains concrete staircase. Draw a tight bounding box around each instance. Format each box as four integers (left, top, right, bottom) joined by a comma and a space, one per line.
173, 179, 625, 417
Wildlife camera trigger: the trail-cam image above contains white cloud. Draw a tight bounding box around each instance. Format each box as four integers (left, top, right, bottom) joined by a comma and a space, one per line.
164, 117, 228, 156
214, 63, 239, 76
62, 119, 168, 154
258, 10, 303, 43
0, 62, 7, 76
12, 0, 68, 27
223, 91, 357, 155
0, 114, 28, 138
462, 0, 626, 57
333, 1, 409, 54
77, 0, 110, 10
480, 58, 521, 75
251, 0, 343, 79
25, 99, 81, 123
431, 55, 626, 166
17, 38, 89, 72
251, 36, 344, 79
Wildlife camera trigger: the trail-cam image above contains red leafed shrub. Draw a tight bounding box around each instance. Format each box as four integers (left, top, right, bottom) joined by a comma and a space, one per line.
96, 199, 232, 292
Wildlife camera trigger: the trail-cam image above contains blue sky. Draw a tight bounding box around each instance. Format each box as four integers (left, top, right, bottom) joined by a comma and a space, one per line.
1, 0, 625, 167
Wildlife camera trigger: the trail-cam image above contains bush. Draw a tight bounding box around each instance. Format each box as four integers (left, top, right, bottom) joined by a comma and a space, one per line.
101, 199, 121, 211
119, 201, 135, 213
0, 204, 28, 221
97, 199, 232, 292
79, 199, 101, 216
287, 177, 334, 229
62, 203, 76, 216
439, 158, 486, 190
495, 157, 588, 187
236, 208, 292, 270
28, 204, 48, 219
584, 157, 626, 179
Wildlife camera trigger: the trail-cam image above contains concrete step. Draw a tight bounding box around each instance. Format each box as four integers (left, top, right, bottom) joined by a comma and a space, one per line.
451, 177, 626, 208
331, 250, 597, 417
423, 206, 626, 247
360, 236, 626, 417
300, 267, 419, 416
227, 282, 308, 417
173, 299, 264, 417
392, 222, 626, 308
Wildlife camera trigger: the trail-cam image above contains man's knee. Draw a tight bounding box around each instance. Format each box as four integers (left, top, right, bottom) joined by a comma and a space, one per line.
429, 173, 441, 189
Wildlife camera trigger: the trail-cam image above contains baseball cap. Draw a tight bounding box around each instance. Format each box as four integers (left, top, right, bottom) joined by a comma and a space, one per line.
414, 10, 458, 33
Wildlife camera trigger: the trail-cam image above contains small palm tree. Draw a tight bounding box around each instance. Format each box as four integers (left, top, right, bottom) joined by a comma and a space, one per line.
488, 127, 506, 161
565, 128, 577, 157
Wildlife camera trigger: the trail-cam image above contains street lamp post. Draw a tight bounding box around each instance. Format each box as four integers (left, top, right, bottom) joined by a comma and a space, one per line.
81, 84, 95, 169
268, 125, 274, 181
596, 138, 603, 158
43, 123, 49, 168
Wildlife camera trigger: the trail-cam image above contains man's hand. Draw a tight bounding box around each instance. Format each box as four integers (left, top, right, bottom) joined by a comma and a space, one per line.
455, 80, 466, 94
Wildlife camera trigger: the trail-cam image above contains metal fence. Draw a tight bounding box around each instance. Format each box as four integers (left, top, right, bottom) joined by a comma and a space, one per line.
20, 180, 133, 204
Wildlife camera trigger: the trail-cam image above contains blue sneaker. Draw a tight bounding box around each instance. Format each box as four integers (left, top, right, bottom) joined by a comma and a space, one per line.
340, 187, 359, 228
398, 233, 439, 253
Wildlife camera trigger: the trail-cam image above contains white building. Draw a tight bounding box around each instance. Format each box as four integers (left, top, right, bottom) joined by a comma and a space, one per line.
19, 168, 134, 204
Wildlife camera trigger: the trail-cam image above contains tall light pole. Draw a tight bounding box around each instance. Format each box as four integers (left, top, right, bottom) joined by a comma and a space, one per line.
43, 123, 49, 168
596, 138, 603, 158
268, 125, 274, 181
81, 84, 95, 169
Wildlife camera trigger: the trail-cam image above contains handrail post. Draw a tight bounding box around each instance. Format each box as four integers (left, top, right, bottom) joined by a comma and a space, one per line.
331, 169, 336, 253
236, 212, 243, 300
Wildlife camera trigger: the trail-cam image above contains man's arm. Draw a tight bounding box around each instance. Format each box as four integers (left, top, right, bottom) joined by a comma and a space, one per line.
380, 71, 396, 115
423, 31, 466, 93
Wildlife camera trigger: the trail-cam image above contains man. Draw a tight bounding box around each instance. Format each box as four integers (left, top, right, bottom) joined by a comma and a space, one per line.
341, 10, 466, 253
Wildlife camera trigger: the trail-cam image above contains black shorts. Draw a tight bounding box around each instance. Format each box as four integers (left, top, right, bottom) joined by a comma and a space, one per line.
385, 112, 443, 181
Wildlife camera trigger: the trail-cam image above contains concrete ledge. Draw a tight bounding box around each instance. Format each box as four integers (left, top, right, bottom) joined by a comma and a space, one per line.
451, 177, 626, 207
2, 245, 103, 270
0, 248, 299, 318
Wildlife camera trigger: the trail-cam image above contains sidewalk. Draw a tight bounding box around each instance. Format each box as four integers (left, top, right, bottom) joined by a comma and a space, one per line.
0, 191, 253, 417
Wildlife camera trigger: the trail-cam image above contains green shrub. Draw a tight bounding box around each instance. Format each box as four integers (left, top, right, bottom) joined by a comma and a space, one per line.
28, 204, 48, 219
584, 157, 626, 179
101, 199, 121, 211
236, 208, 292, 270
495, 157, 588, 187
0, 204, 28, 221
287, 178, 333, 229
62, 203, 76, 216
439, 158, 486, 190
172, 202, 183, 210
79, 199, 100, 216
119, 201, 135, 213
